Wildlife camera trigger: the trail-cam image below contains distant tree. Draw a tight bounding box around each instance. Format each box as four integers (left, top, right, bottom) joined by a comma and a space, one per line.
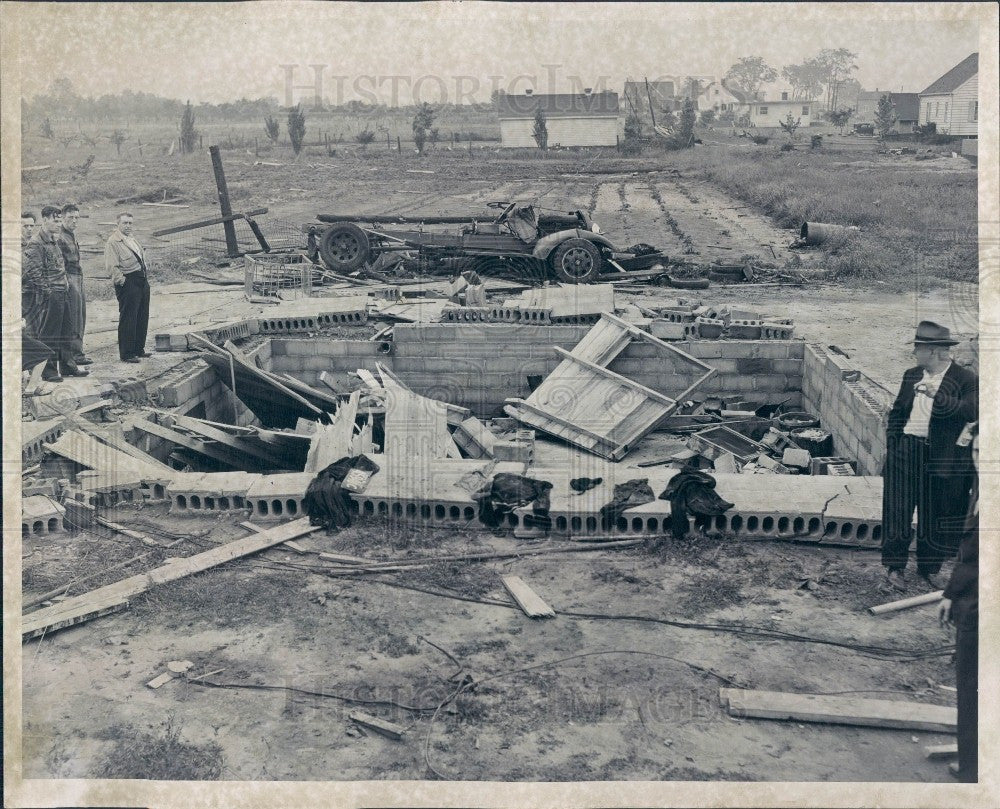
778, 113, 802, 142
264, 115, 280, 143
179, 101, 198, 153
621, 110, 642, 154
781, 59, 826, 100
429, 127, 440, 146
675, 98, 697, 147
684, 77, 704, 101
412, 102, 435, 154
874, 94, 896, 140
40, 117, 53, 139
724, 56, 778, 100
699, 109, 716, 126
287, 103, 306, 155
532, 107, 548, 150
815, 48, 858, 110
355, 129, 376, 145
825, 107, 854, 134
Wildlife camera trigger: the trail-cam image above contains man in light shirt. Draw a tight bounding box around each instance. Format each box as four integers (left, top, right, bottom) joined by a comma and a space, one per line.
105, 211, 151, 364
881, 321, 977, 591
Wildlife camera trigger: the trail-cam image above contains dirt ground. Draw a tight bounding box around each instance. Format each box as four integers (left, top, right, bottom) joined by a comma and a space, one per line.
18, 140, 976, 783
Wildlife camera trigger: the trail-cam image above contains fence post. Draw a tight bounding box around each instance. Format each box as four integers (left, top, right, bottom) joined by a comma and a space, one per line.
397, 136, 402, 152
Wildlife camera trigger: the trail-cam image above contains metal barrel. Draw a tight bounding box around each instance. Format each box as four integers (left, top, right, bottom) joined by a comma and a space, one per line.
800, 221, 857, 245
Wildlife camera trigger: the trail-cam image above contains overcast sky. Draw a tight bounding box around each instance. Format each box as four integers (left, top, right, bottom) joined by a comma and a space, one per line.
7, 2, 981, 105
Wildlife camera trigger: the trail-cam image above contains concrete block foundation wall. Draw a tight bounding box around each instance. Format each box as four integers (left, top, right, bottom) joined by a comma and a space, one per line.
266, 325, 805, 417
801, 344, 892, 475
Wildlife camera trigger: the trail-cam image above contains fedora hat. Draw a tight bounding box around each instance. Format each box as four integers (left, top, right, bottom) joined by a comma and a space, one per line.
911, 320, 958, 346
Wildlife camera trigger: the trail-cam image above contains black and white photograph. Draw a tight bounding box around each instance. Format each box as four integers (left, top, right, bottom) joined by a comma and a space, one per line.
2, 2, 996, 807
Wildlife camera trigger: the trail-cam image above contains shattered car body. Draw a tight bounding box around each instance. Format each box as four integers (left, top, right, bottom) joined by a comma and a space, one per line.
312, 202, 667, 283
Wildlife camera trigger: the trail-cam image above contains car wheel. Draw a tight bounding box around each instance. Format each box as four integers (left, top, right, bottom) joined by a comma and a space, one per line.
550, 238, 602, 284
319, 223, 371, 272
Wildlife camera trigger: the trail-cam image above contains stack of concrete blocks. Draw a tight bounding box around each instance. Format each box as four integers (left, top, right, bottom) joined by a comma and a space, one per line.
267, 338, 386, 389
493, 429, 535, 463
23, 418, 68, 464
21, 495, 66, 537
442, 307, 494, 323
150, 362, 257, 429
245, 472, 316, 520
801, 344, 890, 476
168, 471, 258, 514
155, 318, 257, 353
810, 457, 859, 475
257, 297, 370, 334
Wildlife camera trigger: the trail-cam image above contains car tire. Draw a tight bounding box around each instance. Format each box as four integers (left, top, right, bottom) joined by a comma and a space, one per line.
319, 223, 371, 272
550, 238, 602, 284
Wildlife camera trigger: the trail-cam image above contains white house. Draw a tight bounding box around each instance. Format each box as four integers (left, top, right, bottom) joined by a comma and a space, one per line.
919, 53, 978, 137
854, 91, 920, 133
696, 81, 744, 113
745, 98, 815, 128
497, 91, 620, 148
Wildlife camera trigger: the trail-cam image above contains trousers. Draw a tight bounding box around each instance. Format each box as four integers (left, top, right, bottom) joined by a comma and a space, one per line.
115, 272, 150, 360
37, 287, 75, 368
881, 434, 969, 575
66, 272, 87, 358
22, 333, 55, 371
955, 624, 978, 781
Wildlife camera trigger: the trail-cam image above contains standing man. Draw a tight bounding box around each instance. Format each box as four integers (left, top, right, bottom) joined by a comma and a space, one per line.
105, 211, 151, 364
58, 203, 93, 365
21, 210, 56, 379
881, 321, 977, 590
23, 205, 88, 380
937, 426, 978, 782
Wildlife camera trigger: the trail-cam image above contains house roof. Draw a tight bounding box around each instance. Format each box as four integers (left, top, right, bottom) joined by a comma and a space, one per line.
750, 99, 817, 106
921, 53, 978, 95
722, 82, 751, 103
496, 92, 620, 119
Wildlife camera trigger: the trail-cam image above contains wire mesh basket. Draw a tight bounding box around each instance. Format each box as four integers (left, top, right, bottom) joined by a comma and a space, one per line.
244, 251, 322, 299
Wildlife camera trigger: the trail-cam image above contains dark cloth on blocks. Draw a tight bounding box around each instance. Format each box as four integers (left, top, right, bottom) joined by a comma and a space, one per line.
659, 469, 734, 540
599, 478, 655, 528
474, 473, 552, 529
303, 455, 379, 531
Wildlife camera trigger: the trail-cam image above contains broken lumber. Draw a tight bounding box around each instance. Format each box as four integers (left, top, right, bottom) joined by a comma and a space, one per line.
150, 207, 268, 238
22, 518, 319, 640
304, 390, 360, 471
348, 711, 405, 740
868, 590, 944, 615
925, 743, 958, 760
719, 688, 956, 733
501, 575, 556, 618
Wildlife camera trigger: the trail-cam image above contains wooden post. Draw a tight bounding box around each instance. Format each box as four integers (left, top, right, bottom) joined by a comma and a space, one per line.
387, 131, 391, 150
397, 135, 402, 152
209, 145, 240, 258
255, 137, 259, 156
199, 134, 203, 149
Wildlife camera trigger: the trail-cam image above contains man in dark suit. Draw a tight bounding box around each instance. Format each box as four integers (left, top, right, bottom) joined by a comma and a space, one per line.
881, 321, 977, 590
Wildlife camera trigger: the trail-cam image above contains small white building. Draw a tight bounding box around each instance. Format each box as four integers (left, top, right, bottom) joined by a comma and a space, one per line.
696, 81, 744, 113
919, 52, 978, 137
745, 98, 815, 128
497, 91, 620, 148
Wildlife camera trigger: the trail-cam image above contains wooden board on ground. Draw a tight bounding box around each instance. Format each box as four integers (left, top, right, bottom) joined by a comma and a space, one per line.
925, 743, 958, 760
504, 312, 715, 461
348, 711, 405, 740
719, 688, 957, 733
868, 590, 944, 615
22, 518, 319, 640
501, 574, 556, 618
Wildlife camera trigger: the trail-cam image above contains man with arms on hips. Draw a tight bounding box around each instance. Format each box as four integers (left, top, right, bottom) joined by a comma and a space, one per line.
58, 203, 93, 366
105, 211, 151, 364
23, 205, 89, 380
880, 321, 977, 591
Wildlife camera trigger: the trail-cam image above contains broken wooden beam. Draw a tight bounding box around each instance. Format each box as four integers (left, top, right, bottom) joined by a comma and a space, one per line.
23, 518, 320, 640
719, 688, 956, 733
151, 207, 268, 238
925, 743, 958, 760
501, 575, 555, 618
348, 711, 405, 740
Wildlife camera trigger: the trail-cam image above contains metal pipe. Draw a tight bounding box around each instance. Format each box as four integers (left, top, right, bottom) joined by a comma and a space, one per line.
799, 222, 860, 245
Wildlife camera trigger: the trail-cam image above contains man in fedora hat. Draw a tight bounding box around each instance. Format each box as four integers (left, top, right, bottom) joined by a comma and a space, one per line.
881, 321, 977, 590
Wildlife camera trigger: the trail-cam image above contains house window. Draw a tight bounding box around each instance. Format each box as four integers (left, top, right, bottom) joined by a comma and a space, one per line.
781, 92, 789, 100
944, 102, 948, 120
935, 102, 940, 118
802, 106, 809, 116
971, 100, 978, 122
759, 106, 768, 116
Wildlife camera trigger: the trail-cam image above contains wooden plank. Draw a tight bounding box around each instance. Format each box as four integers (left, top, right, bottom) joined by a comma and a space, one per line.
169, 413, 292, 470
151, 207, 268, 237
719, 688, 957, 734
221, 340, 324, 416
23, 518, 319, 640
503, 400, 604, 452
553, 346, 677, 407
132, 418, 244, 469
45, 430, 165, 479
869, 590, 944, 615
501, 575, 556, 618
375, 362, 470, 426
76, 421, 175, 473
348, 711, 405, 740
304, 390, 360, 472
602, 311, 715, 372
925, 743, 958, 760
383, 379, 450, 460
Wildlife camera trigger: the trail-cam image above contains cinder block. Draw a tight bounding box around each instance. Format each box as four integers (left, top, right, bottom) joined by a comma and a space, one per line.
771, 358, 804, 375
753, 374, 789, 392
736, 357, 777, 375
